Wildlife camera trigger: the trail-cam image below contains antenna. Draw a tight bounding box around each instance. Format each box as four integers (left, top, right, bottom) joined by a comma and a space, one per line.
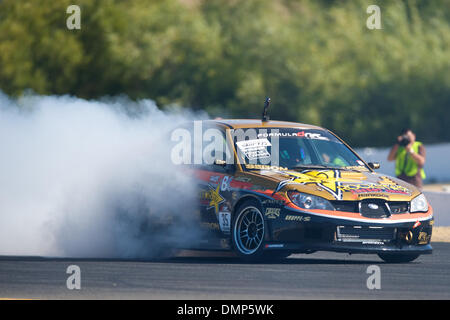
262, 97, 270, 122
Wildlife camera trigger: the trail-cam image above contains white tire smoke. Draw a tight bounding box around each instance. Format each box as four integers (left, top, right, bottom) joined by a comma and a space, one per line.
0, 92, 204, 258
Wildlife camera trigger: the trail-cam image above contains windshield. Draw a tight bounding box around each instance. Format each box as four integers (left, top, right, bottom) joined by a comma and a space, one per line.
234, 128, 368, 171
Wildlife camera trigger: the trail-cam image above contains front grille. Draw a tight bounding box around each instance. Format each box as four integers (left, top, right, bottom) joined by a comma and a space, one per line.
331, 199, 410, 218
337, 226, 396, 242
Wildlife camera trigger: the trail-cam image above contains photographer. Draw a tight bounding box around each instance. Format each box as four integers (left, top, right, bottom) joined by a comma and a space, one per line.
387, 128, 426, 189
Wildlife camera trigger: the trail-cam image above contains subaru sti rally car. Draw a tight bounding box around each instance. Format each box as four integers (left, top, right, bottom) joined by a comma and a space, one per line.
179, 119, 433, 263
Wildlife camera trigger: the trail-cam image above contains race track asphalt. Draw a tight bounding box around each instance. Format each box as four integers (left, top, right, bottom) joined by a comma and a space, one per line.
1, 242, 449, 300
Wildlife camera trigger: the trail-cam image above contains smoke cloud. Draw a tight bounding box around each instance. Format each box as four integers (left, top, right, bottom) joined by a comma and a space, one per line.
0, 92, 204, 258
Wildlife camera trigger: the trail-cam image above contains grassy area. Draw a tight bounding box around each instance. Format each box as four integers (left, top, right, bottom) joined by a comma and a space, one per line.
423, 184, 450, 193
432, 227, 450, 243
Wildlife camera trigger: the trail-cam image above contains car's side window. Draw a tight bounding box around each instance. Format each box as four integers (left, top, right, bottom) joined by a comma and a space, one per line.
170, 123, 234, 173
279, 138, 314, 168
198, 125, 234, 173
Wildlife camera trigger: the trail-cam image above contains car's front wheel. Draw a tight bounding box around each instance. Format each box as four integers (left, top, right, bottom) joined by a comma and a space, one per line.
377, 253, 420, 263
232, 200, 266, 261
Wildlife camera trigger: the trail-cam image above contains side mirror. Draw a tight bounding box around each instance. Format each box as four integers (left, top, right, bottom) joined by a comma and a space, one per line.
214, 159, 226, 166
214, 158, 235, 174
368, 162, 380, 170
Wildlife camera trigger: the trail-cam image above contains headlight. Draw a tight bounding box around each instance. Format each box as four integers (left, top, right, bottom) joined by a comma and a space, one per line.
288, 191, 335, 211
410, 193, 429, 213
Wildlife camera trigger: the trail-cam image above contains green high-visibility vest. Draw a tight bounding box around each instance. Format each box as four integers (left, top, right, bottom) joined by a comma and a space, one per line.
395, 141, 426, 179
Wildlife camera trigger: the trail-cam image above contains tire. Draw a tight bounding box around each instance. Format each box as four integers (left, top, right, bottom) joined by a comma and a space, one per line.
377, 253, 420, 263
232, 199, 266, 261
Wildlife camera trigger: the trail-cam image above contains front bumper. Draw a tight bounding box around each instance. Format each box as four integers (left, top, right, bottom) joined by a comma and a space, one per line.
265, 206, 434, 255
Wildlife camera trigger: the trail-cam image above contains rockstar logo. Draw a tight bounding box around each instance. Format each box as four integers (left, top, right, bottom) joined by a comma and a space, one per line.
302, 170, 338, 193
275, 170, 343, 200
206, 184, 225, 214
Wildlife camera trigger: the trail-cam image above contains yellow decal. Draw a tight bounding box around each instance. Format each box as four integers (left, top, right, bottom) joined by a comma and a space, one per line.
276, 170, 343, 200
418, 232, 431, 245
203, 184, 225, 214
265, 207, 281, 219
201, 222, 220, 230
338, 183, 410, 195
378, 176, 397, 185
276, 170, 411, 199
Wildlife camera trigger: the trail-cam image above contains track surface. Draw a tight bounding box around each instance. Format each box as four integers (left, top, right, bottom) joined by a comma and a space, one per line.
0, 242, 449, 299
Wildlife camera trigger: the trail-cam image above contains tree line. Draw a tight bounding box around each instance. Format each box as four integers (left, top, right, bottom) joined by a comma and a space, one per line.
0, 0, 449, 147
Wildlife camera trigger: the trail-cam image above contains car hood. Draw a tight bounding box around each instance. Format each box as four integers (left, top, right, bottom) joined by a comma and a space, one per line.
253, 169, 420, 201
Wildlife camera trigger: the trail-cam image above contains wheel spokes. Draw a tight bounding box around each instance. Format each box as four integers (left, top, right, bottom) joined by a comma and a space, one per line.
236, 207, 264, 254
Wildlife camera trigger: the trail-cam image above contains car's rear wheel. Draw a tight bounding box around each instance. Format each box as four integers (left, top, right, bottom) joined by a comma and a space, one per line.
232, 200, 266, 261
377, 253, 420, 263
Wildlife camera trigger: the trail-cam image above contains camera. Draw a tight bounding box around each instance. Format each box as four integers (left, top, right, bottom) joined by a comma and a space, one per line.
399, 134, 410, 147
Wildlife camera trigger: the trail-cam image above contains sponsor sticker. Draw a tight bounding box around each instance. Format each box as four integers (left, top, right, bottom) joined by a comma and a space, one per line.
338, 183, 411, 195
236, 138, 271, 160
245, 164, 288, 171
362, 241, 384, 245
258, 131, 305, 138
285, 215, 311, 222
304, 132, 329, 141
201, 222, 220, 230
265, 244, 285, 248
275, 170, 343, 200
418, 232, 431, 244
220, 176, 232, 191
265, 207, 281, 219
357, 193, 389, 200
257, 131, 329, 141
219, 211, 231, 232
199, 184, 225, 214
262, 199, 286, 206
